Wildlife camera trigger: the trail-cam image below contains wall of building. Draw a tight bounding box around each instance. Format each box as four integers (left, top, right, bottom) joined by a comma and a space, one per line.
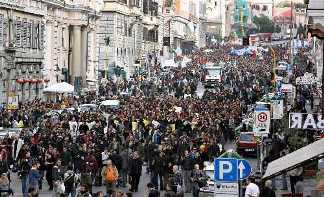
0, 0, 46, 104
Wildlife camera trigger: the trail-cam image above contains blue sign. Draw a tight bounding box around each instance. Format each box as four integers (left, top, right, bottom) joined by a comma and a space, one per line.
238, 159, 252, 180
214, 158, 252, 182
214, 158, 238, 182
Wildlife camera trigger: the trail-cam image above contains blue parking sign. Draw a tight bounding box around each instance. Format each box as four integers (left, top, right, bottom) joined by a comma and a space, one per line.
214, 158, 238, 182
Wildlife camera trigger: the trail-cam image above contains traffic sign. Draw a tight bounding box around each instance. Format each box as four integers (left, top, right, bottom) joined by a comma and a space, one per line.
253, 109, 270, 136
237, 159, 252, 180
257, 112, 267, 122
214, 158, 238, 182
214, 158, 252, 182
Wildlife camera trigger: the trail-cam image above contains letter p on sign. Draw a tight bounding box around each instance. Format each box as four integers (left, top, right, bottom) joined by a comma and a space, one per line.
214, 158, 238, 182
219, 161, 232, 179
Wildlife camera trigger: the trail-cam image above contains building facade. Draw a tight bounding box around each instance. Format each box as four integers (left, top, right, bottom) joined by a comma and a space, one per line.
43, 0, 99, 91
97, 0, 161, 79
0, 0, 46, 105
205, 0, 226, 40
250, 0, 274, 19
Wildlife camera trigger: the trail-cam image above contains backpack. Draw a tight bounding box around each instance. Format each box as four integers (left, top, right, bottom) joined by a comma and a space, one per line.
105, 166, 117, 183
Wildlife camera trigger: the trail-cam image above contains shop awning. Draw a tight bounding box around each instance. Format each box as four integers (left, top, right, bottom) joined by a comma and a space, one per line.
263, 138, 324, 179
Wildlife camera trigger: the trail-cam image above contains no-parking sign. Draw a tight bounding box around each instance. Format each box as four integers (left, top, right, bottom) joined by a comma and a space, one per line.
253, 109, 270, 136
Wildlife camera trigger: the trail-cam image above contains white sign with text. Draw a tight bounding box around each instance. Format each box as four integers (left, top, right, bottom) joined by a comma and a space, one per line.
289, 113, 324, 130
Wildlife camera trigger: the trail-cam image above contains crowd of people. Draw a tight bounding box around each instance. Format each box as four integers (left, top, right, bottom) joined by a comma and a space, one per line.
0, 42, 312, 197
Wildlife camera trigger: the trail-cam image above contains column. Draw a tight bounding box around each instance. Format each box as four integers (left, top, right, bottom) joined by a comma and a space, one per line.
72, 25, 82, 90
81, 26, 88, 87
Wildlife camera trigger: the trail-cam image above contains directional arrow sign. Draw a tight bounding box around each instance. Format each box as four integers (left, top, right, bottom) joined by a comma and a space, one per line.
237, 159, 252, 180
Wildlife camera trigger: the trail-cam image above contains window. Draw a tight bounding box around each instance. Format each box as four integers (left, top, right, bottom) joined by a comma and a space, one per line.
62, 27, 65, 48
143, 0, 149, 14
0, 14, 3, 46
262, 5, 268, 11
15, 17, 21, 48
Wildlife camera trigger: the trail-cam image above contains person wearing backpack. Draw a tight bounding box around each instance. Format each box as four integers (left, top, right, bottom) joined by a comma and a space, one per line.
64, 166, 76, 197
101, 160, 118, 197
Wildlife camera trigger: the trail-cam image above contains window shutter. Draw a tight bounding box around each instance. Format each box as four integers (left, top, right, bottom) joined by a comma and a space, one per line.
15, 17, 21, 48
27, 20, 32, 48
22, 18, 27, 48
0, 14, 3, 46
3, 17, 8, 47
39, 21, 44, 49
30, 20, 35, 49
34, 21, 39, 49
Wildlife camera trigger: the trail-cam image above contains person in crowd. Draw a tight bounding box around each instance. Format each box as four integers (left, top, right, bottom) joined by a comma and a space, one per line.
20, 151, 31, 197
64, 165, 76, 197
261, 180, 276, 197
119, 148, 129, 187
147, 182, 160, 197
76, 185, 92, 197
0, 173, 11, 197
52, 159, 65, 197
169, 165, 183, 196
190, 164, 206, 197
287, 167, 303, 195
28, 162, 41, 193
28, 187, 39, 197
245, 177, 260, 197
129, 151, 143, 192
101, 160, 118, 197
181, 150, 194, 193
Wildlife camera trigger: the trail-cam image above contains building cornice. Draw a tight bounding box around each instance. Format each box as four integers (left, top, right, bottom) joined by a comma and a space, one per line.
0, 1, 46, 16
43, 0, 100, 17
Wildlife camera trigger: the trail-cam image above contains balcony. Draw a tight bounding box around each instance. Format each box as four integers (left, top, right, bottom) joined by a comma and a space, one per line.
0, 0, 25, 9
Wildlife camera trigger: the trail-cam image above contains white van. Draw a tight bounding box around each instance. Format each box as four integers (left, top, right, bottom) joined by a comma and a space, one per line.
204, 66, 222, 87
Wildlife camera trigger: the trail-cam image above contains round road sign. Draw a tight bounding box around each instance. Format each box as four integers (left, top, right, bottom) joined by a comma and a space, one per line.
257, 112, 267, 122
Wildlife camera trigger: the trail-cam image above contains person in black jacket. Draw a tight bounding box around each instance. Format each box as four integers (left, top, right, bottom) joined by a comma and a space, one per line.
147, 182, 160, 197
261, 180, 276, 197
128, 151, 143, 192
181, 150, 194, 193
151, 151, 167, 190
20, 151, 31, 197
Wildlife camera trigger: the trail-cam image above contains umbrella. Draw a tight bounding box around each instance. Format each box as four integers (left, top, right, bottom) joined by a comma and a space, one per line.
219, 150, 243, 159
43, 82, 74, 93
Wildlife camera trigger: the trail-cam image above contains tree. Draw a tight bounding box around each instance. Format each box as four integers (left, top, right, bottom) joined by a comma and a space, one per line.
253, 15, 275, 33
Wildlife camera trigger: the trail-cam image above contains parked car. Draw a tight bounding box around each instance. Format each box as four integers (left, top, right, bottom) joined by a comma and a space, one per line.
236, 132, 258, 156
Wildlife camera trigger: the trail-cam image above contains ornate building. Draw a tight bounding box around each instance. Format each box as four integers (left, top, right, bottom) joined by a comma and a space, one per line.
43, 0, 99, 91
0, 0, 99, 105
0, 0, 46, 105
97, 0, 161, 79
